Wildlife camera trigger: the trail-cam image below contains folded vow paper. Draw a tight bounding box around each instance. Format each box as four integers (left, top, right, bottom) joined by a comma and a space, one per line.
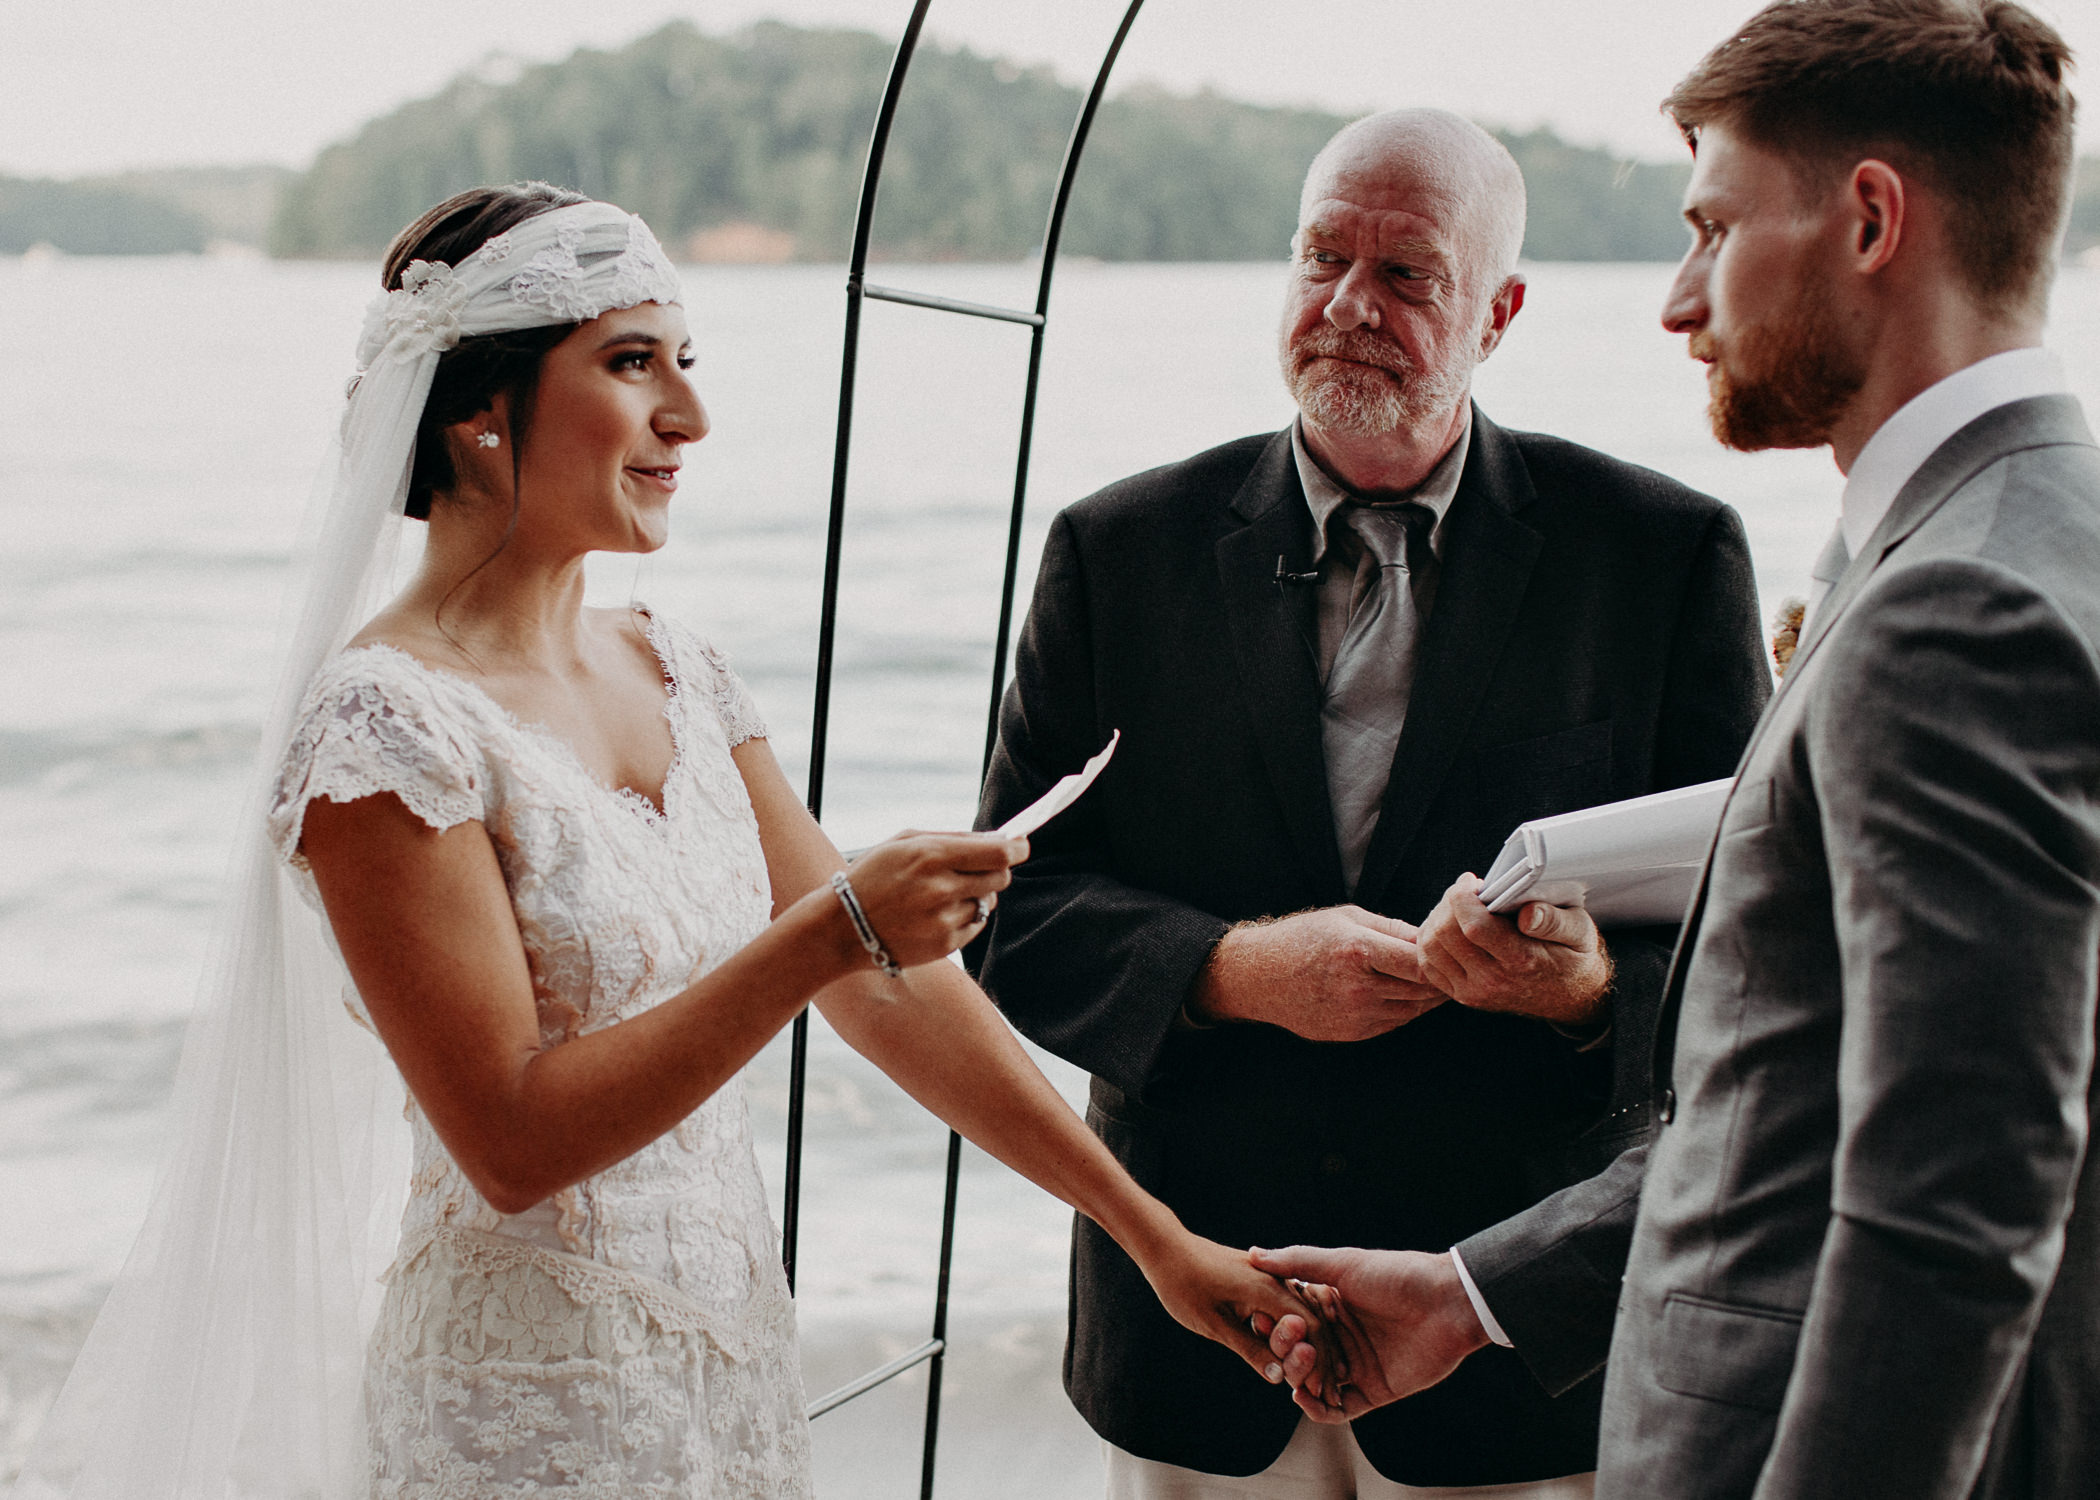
1478, 777, 1733, 926
999, 730, 1121, 840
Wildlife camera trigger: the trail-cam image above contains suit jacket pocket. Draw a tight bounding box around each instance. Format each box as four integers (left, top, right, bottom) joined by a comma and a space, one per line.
1654, 1292, 1803, 1411
1472, 720, 1615, 830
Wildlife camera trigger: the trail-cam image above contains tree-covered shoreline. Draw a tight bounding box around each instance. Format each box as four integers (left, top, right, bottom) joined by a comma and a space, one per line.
261, 20, 1702, 264
8, 20, 2099, 262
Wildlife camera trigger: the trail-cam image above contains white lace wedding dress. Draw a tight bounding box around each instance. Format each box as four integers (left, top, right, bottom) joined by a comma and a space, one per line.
266, 609, 812, 1499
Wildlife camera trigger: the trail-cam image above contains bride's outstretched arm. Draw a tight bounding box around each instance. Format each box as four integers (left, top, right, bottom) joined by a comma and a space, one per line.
298, 784, 1014, 1215
732, 737, 1327, 1386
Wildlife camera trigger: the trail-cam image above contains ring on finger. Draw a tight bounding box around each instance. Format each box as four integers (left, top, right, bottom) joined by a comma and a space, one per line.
973, 895, 992, 924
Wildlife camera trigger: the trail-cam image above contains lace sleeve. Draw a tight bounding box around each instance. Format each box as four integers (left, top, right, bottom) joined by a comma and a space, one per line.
698, 641, 768, 747
649, 613, 768, 748
267, 652, 487, 871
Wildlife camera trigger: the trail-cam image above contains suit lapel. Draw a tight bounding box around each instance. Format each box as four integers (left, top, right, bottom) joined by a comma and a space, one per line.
1354, 409, 1543, 910
1792, 395, 2091, 680
1649, 394, 2098, 1092
1215, 431, 1349, 903
1679, 396, 2091, 822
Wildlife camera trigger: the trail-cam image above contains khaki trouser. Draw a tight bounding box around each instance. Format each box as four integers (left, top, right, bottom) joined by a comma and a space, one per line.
1105, 1417, 1597, 1500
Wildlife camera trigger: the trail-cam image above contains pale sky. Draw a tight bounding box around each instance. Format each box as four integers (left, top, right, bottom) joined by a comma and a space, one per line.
8, 0, 2098, 179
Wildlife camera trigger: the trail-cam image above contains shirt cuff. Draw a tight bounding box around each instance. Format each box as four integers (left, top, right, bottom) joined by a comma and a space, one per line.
1448, 1247, 1514, 1348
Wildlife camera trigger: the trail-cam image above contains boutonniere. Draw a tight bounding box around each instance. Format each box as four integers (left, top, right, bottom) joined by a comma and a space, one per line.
1770, 597, 1805, 679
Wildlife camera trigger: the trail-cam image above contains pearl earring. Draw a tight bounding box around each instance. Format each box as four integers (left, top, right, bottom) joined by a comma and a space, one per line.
476, 431, 500, 449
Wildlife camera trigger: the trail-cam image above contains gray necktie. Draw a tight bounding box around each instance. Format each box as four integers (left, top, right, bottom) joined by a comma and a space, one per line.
1804, 523, 1850, 631
1322, 503, 1433, 891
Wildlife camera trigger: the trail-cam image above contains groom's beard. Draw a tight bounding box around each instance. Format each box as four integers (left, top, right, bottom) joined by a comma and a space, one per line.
1695, 283, 1864, 452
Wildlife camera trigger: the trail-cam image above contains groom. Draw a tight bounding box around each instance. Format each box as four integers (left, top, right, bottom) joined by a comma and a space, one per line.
1260, 3, 2100, 1496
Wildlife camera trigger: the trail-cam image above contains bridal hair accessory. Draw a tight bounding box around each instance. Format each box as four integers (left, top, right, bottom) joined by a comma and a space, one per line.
831, 870, 904, 978
353, 208, 681, 369
14, 200, 681, 1500
477, 431, 501, 448
356, 258, 473, 365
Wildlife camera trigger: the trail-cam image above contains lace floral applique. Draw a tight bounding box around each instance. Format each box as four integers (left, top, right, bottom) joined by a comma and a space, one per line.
506, 222, 597, 322
607, 217, 684, 314
357, 258, 477, 367
506, 215, 681, 324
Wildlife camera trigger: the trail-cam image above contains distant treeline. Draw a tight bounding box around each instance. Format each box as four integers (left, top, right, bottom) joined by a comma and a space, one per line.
11, 20, 2100, 263
0, 177, 209, 254
266, 21, 1698, 263
0, 165, 289, 255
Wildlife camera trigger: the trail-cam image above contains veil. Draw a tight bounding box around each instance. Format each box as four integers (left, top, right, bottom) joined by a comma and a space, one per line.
12, 201, 683, 1500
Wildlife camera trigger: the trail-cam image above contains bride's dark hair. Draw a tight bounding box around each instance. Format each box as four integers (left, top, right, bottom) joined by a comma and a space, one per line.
382, 182, 588, 519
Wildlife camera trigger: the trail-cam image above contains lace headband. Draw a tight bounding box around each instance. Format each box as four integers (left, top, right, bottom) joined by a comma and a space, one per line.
356, 200, 683, 368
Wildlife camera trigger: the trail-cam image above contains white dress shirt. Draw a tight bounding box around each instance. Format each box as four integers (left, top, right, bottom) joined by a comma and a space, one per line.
1806, 347, 2070, 626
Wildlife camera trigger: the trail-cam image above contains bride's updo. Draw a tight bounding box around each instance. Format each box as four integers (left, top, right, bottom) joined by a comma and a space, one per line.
382, 182, 587, 519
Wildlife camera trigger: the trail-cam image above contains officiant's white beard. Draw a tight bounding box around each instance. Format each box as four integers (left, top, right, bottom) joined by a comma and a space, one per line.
1282, 326, 1473, 438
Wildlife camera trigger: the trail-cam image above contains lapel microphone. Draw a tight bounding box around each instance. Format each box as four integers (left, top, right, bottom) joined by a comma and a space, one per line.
1274, 555, 1322, 586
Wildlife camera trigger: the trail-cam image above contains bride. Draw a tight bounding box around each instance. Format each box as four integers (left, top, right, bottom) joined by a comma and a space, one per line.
15, 185, 1319, 1499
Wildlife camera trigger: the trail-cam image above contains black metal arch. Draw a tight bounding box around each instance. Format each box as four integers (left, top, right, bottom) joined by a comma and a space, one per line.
785, 1, 1149, 1493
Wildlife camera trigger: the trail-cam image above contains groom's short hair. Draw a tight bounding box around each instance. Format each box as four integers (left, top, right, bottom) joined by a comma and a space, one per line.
1664, 0, 2077, 316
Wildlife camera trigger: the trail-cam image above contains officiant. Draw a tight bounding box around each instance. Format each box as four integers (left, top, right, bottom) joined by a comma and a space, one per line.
971, 108, 1770, 1498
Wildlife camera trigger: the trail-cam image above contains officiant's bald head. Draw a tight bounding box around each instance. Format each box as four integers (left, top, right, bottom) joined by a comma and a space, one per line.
1281, 108, 1528, 459
1299, 109, 1528, 283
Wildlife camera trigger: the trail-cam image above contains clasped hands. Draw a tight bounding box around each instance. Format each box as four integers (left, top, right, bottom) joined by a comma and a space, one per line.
1243, 1245, 1493, 1421
1190, 871, 1612, 1036
1192, 874, 1612, 1413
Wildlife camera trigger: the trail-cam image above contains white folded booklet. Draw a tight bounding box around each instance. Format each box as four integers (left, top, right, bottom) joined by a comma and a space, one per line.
1477, 777, 1733, 926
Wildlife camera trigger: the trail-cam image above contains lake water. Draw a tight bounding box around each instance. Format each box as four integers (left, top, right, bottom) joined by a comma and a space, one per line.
3, 255, 2098, 1495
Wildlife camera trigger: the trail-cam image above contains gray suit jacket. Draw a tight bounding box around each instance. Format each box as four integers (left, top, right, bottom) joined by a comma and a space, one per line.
1460, 395, 2100, 1500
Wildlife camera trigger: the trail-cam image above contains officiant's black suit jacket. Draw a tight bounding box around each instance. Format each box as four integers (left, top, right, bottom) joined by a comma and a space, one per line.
972, 409, 1771, 1485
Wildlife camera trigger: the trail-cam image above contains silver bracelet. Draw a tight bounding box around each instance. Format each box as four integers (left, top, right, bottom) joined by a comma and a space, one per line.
830, 871, 903, 978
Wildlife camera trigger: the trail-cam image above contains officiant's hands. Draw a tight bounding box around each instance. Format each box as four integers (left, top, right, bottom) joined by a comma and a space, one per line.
1188, 906, 1445, 1040
1244, 1245, 1490, 1422
1417, 874, 1612, 1026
